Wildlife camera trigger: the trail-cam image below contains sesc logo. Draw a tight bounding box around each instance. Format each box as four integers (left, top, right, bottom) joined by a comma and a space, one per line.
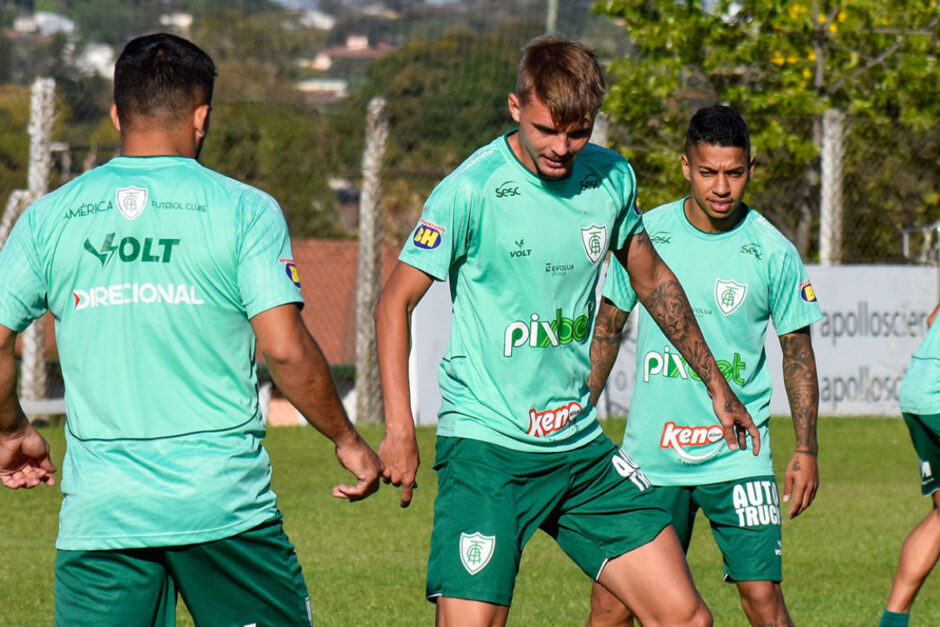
579, 174, 601, 191
495, 180, 521, 198
84, 233, 180, 267
503, 307, 593, 357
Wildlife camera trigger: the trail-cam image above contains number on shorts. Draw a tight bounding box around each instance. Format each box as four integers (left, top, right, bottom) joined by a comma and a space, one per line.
611, 448, 651, 491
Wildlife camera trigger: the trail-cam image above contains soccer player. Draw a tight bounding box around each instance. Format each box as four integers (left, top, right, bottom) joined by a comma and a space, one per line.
586, 105, 822, 627
879, 302, 940, 627
0, 33, 382, 626
374, 37, 760, 627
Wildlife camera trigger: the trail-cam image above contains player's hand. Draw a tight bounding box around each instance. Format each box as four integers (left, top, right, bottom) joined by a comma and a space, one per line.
783, 451, 818, 518
378, 428, 420, 508
711, 384, 760, 456
0, 418, 56, 489
331, 433, 383, 502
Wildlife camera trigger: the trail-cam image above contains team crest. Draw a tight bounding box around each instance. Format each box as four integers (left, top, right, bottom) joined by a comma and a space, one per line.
459, 531, 495, 576
115, 186, 148, 221
580, 224, 607, 264
715, 278, 747, 316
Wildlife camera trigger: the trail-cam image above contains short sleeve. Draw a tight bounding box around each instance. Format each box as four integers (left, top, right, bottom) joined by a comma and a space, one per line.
236, 191, 304, 319
0, 210, 48, 332
398, 178, 474, 281
769, 246, 822, 336
608, 160, 643, 252
600, 254, 639, 313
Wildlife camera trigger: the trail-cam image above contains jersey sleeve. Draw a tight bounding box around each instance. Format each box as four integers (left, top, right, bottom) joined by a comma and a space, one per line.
768, 245, 822, 336
236, 191, 304, 319
600, 255, 639, 313
398, 177, 474, 281
608, 159, 644, 252
0, 209, 48, 332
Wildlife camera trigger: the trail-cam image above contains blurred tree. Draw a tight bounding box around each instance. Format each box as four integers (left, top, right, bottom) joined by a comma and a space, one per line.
595, 0, 940, 262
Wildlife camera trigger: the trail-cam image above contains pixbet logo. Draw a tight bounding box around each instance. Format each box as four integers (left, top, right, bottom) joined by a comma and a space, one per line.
503, 306, 592, 357
84, 233, 180, 267
526, 401, 581, 438
642, 346, 747, 385
659, 421, 725, 462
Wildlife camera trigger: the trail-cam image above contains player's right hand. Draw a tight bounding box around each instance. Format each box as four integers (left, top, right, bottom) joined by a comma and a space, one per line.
332, 434, 383, 502
0, 419, 56, 489
378, 429, 420, 508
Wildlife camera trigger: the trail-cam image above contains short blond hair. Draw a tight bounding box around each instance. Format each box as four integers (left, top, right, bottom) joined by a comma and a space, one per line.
515, 36, 605, 126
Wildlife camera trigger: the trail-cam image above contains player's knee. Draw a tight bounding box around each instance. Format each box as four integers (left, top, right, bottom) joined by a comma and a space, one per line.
587, 584, 633, 627
738, 582, 787, 621
688, 602, 713, 627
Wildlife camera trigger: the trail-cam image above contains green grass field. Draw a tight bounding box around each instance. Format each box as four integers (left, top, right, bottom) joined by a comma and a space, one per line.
1, 416, 938, 626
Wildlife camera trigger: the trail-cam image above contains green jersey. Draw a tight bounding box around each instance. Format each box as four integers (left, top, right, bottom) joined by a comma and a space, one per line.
400, 133, 643, 452
0, 156, 302, 550
602, 199, 821, 484
899, 317, 940, 415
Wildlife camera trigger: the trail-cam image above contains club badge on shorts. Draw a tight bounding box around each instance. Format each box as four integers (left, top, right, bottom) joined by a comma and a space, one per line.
459, 531, 495, 575
115, 186, 149, 221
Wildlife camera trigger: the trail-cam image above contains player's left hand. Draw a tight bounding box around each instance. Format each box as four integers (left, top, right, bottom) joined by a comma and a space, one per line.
712, 384, 760, 456
0, 418, 56, 489
783, 451, 818, 518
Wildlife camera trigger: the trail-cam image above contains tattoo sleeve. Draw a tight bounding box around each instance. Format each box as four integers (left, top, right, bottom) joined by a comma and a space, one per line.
780, 328, 819, 456
588, 298, 629, 406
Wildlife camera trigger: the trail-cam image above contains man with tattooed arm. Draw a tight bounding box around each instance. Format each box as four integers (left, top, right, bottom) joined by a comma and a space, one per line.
587, 105, 821, 627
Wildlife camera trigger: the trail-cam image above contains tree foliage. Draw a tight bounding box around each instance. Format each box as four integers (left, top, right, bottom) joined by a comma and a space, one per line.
595, 0, 940, 262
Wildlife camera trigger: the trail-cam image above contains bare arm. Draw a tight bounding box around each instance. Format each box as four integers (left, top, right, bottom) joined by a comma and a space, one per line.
613, 231, 759, 454
251, 304, 382, 501
780, 327, 820, 517
588, 297, 630, 406
373, 262, 434, 508
0, 324, 56, 489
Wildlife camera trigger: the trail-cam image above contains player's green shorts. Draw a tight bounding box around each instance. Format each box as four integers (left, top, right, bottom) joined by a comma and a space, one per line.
426, 434, 670, 606
54, 514, 312, 627
655, 475, 782, 583
902, 412, 940, 497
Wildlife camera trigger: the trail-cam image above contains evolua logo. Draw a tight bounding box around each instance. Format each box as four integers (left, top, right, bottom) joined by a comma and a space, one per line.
660, 421, 725, 462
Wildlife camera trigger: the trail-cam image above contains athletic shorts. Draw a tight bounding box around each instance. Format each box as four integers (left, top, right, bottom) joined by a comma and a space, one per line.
54, 514, 313, 627
902, 412, 940, 497
655, 475, 782, 583
426, 435, 670, 606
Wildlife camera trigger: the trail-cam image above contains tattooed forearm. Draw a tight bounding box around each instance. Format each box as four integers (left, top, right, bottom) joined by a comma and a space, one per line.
588, 298, 629, 405
780, 328, 819, 456
642, 275, 719, 388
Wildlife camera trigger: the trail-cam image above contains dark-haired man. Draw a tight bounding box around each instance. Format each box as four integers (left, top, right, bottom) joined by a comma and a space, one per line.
587, 105, 821, 627
0, 33, 381, 626
375, 38, 759, 626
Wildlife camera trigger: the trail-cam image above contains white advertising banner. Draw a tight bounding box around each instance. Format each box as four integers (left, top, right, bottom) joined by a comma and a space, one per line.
410, 265, 939, 425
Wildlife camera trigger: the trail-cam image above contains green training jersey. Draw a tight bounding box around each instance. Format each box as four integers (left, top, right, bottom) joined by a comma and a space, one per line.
899, 316, 940, 415
399, 133, 643, 452
0, 156, 302, 550
602, 199, 821, 485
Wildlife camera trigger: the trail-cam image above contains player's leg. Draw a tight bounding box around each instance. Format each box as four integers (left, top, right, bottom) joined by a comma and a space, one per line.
699, 477, 790, 626
428, 437, 567, 627
586, 485, 697, 627
881, 412, 940, 625
167, 514, 313, 627
54, 547, 175, 627
550, 437, 710, 626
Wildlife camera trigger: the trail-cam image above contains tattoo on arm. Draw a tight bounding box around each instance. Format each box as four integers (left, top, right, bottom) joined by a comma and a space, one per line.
588, 299, 629, 405
781, 328, 819, 456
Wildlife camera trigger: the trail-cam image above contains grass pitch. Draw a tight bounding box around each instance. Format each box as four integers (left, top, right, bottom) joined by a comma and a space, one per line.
1, 416, 938, 626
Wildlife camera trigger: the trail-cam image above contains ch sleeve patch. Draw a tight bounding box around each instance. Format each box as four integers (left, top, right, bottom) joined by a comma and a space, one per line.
280, 258, 301, 287
412, 220, 445, 250
799, 280, 817, 303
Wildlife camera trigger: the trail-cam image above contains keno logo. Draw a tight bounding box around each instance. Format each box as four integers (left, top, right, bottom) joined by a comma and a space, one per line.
527, 401, 581, 438
659, 421, 725, 462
